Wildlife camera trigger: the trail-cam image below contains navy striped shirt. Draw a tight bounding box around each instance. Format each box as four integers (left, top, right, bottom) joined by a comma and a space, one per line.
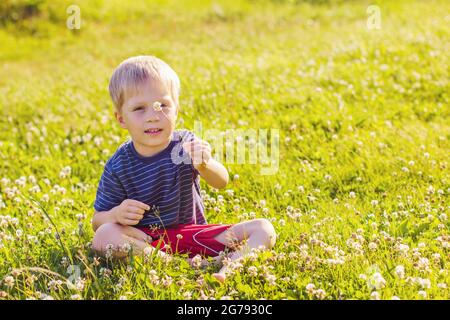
93, 129, 206, 228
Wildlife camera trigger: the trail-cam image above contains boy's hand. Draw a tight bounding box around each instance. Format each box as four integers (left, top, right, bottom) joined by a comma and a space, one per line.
112, 199, 150, 226
182, 138, 212, 170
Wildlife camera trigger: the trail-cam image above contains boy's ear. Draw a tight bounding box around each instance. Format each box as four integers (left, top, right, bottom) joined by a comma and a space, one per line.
115, 111, 127, 129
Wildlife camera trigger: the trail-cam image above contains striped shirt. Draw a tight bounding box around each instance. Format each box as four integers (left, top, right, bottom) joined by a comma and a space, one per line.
93, 129, 206, 228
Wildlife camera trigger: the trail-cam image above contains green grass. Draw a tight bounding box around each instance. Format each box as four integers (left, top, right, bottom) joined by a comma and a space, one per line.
0, 0, 449, 300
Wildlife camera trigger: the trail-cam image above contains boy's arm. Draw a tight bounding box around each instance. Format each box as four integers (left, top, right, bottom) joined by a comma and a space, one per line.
92, 209, 117, 231
92, 199, 149, 231
196, 158, 229, 189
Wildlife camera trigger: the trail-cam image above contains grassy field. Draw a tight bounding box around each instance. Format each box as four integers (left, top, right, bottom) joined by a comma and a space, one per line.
0, 0, 449, 300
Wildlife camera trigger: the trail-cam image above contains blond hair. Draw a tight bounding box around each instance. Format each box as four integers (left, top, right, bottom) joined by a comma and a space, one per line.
108, 55, 180, 111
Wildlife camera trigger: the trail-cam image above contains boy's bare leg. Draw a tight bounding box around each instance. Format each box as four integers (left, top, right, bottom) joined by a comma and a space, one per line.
212, 218, 276, 282
92, 223, 165, 258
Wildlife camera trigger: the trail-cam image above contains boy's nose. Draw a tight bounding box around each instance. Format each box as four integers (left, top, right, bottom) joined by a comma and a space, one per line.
145, 109, 160, 122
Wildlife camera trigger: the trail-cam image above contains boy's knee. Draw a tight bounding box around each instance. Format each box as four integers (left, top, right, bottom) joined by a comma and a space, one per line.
253, 218, 276, 248
92, 223, 122, 253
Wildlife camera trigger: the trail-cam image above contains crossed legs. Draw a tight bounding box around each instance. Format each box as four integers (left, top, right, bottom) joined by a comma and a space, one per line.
212, 218, 277, 282
91, 218, 277, 283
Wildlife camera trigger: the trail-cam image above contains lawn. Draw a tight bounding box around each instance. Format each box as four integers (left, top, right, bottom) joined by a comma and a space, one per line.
0, 0, 449, 300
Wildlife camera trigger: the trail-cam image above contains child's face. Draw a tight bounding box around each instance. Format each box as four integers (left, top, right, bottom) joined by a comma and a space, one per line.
115, 79, 178, 156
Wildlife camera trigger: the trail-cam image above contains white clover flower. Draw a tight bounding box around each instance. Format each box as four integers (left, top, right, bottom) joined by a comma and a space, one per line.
152, 102, 162, 111
94, 137, 103, 146
4, 276, 15, 288
306, 283, 316, 294
247, 266, 258, 277
395, 265, 405, 279
368, 272, 386, 290
71, 294, 81, 300
370, 291, 380, 300
105, 244, 114, 259
349, 191, 356, 198
120, 243, 132, 253
59, 166, 72, 179
396, 243, 409, 254
28, 185, 41, 194
417, 258, 430, 272
431, 253, 441, 262
15, 176, 26, 188
47, 280, 58, 291
417, 278, 431, 289
161, 254, 173, 264
75, 279, 85, 291
191, 254, 203, 269
162, 275, 173, 288
149, 270, 160, 285
315, 289, 326, 300
391, 296, 400, 300
143, 246, 153, 257
265, 274, 277, 286
418, 291, 427, 298
229, 261, 243, 273
223, 189, 234, 197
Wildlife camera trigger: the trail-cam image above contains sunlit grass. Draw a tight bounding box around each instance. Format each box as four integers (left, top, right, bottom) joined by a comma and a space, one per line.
0, 0, 449, 299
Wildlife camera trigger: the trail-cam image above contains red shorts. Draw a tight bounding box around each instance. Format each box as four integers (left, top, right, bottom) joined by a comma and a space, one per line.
136, 224, 232, 258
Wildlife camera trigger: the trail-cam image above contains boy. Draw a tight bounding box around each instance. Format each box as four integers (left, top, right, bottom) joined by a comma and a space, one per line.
91, 55, 276, 282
